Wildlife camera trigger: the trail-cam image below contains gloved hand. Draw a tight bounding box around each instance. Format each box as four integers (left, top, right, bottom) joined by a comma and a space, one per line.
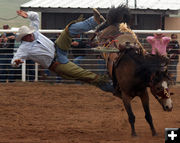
12, 59, 24, 67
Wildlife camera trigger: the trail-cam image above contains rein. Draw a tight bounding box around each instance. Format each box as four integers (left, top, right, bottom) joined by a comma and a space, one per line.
149, 76, 163, 105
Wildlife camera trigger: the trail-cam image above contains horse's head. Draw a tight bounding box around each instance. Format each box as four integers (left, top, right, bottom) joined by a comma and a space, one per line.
145, 53, 173, 111
150, 69, 173, 112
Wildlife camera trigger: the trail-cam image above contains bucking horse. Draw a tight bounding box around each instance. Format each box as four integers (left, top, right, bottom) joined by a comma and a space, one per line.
93, 5, 173, 136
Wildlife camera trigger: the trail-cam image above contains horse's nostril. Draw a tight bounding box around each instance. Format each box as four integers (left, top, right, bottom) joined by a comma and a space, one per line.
165, 106, 169, 110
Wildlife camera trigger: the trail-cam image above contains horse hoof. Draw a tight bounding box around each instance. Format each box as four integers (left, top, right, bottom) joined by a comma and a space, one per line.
131, 133, 137, 137
152, 132, 157, 136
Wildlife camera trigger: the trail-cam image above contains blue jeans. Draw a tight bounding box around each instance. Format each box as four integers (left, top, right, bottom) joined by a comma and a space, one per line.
69, 16, 97, 36
73, 56, 85, 65
56, 47, 69, 64
56, 16, 98, 64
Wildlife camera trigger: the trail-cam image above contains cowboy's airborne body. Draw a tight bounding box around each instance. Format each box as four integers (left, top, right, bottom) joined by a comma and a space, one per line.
11, 9, 113, 92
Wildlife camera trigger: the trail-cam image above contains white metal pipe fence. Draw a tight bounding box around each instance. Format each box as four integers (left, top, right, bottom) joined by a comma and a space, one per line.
0, 29, 180, 83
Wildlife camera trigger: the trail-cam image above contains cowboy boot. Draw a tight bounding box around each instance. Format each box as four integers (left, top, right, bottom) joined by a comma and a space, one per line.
91, 74, 114, 93
93, 8, 105, 24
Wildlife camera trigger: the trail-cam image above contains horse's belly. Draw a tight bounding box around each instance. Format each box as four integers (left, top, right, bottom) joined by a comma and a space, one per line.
115, 62, 137, 89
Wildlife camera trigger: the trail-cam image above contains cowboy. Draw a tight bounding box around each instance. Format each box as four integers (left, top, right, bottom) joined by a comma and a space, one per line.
11, 9, 114, 92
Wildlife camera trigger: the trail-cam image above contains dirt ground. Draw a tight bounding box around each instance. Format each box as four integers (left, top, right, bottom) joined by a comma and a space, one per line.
0, 82, 179, 143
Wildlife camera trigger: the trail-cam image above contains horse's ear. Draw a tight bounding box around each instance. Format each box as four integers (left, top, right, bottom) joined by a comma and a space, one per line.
163, 69, 169, 77
166, 56, 170, 64
164, 70, 175, 85
161, 55, 170, 66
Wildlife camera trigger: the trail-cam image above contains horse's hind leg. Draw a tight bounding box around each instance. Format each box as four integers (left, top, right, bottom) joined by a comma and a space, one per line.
122, 93, 137, 136
140, 90, 157, 136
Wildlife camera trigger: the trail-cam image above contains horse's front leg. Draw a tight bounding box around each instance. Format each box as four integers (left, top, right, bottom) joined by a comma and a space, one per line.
140, 89, 157, 136
122, 92, 137, 136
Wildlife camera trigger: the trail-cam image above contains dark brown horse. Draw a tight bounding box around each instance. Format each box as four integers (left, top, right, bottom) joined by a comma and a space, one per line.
106, 47, 173, 136
97, 32, 173, 136
95, 4, 173, 136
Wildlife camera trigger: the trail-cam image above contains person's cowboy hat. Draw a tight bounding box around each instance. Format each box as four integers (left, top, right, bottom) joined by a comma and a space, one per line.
15, 26, 34, 42
154, 29, 164, 37
156, 29, 162, 34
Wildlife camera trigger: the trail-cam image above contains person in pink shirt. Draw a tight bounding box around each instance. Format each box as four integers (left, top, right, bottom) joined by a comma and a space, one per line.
146, 29, 171, 56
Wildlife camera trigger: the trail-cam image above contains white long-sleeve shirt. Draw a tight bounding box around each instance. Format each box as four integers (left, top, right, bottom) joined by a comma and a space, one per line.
11, 11, 55, 68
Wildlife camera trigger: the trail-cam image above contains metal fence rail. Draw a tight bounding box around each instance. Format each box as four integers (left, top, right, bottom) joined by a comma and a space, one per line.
0, 29, 180, 83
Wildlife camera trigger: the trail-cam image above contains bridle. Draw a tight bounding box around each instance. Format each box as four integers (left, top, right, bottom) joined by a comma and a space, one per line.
149, 73, 170, 105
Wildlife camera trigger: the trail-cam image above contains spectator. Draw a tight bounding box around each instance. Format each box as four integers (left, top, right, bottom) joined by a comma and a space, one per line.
146, 29, 171, 56
0, 24, 15, 82
167, 33, 180, 83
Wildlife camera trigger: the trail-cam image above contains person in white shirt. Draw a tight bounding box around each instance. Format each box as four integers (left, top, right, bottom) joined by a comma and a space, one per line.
11, 9, 114, 92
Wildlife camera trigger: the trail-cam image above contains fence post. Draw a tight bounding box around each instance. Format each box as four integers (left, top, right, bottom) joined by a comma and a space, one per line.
35, 63, 38, 81
22, 60, 26, 82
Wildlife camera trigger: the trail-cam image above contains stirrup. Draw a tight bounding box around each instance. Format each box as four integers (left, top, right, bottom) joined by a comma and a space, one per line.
92, 47, 119, 53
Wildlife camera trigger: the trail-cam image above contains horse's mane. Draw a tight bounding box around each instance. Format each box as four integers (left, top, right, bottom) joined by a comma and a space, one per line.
119, 48, 170, 84
138, 53, 169, 83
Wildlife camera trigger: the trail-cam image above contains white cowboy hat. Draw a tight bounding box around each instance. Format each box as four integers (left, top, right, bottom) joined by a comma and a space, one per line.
15, 26, 34, 42
154, 29, 164, 37
156, 29, 162, 34
153, 29, 163, 35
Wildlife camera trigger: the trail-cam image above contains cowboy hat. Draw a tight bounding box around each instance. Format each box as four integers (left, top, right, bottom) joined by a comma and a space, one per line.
154, 29, 164, 37
15, 26, 34, 42
156, 29, 162, 34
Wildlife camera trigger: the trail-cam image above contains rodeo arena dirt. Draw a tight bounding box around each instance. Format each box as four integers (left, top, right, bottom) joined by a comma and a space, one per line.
0, 83, 179, 143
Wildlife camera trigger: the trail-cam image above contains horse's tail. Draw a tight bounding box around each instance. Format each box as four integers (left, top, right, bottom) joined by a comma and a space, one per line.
106, 5, 130, 26
95, 4, 130, 33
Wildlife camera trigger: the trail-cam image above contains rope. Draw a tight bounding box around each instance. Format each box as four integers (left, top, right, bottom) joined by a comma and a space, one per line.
0, 15, 19, 21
